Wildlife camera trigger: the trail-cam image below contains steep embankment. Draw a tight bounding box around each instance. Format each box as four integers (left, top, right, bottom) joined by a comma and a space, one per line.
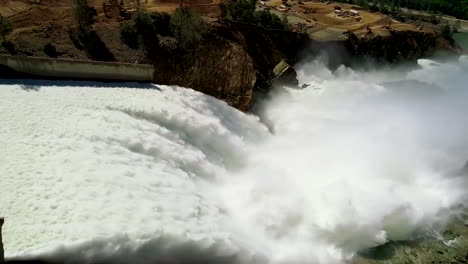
152, 38, 257, 111
151, 22, 308, 110
346, 27, 461, 63
131, 24, 462, 110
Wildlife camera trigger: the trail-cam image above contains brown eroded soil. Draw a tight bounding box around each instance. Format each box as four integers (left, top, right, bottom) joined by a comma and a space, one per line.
0, 0, 223, 61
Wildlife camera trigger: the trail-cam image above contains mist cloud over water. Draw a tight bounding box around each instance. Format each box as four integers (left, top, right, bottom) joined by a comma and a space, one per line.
1, 56, 468, 264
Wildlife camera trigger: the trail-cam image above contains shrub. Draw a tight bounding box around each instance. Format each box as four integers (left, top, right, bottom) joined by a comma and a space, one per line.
223, 0, 257, 24
120, 22, 139, 49
150, 11, 171, 36
219, 2, 228, 19
72, 0, 97, 30
1, 40, 15, 54
120, 10, 172, 50
170, 6, 208, 50
440, 24, 454, 43
43, 43, 58, 58
133, 11, 157, 39
219, 0, 289, 30
255, 10, 284, 29
133, 11, 161, 55
0, 14, 13, 42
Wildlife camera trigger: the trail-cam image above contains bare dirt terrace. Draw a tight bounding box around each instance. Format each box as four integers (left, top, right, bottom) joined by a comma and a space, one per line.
261, 0, 425, 40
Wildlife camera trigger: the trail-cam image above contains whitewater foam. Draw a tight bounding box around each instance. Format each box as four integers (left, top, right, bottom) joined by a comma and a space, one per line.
1, 56, 468, 264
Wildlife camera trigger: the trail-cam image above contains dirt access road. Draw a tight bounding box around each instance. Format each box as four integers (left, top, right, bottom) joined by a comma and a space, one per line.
261, 0, 430, 41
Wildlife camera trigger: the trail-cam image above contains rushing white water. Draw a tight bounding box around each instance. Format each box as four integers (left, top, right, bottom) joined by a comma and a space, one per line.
1, 56, 468, 264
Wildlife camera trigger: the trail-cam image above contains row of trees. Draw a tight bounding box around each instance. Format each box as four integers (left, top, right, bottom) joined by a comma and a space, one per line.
334, 0, 468, 20
219, 0, 289, 30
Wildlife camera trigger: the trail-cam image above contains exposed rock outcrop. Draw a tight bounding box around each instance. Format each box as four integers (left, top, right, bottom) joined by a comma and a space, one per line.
214, 22, 306, 91
0, 13, 462, 111
152, 22, 307, 111
159, 23, 462, 111
272, 60, 299, 87
346, 29, 461, 63
156, 24, 462, 111
153, 38, 257, 111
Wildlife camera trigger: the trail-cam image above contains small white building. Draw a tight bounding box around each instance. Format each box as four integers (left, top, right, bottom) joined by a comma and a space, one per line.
350, 9, 359, 15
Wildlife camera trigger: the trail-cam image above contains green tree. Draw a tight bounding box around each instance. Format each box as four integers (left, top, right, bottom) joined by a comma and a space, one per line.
0, 14, 12, 42
219, 0, 289, 30
120, 22, 139, 49
150, 11, 171, 36
254, 10, 287, 29
440, 24, 454, 43
120, 10, 171, 53
219, 2, 228, 19
225, 0, 257, 24
133, 10, 159, 52
72, 0, 96, 30
170, 6, 208, 50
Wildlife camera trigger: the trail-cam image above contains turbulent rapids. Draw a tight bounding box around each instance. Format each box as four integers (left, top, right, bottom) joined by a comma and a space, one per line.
1, 56, 468, 264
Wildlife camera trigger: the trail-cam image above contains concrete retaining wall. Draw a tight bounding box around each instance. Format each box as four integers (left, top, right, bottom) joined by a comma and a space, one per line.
0, 56, 154, 82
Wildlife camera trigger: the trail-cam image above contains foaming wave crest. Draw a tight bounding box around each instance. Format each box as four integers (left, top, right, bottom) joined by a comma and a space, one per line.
1, 56, 468, 264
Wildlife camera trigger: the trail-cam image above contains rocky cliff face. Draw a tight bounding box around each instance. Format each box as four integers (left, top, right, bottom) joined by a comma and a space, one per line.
346, 29, 461, 63
0, 11, 462, 111
153, 24, 462, 111
153, 38, 257, 111
151, 22, 308, 111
